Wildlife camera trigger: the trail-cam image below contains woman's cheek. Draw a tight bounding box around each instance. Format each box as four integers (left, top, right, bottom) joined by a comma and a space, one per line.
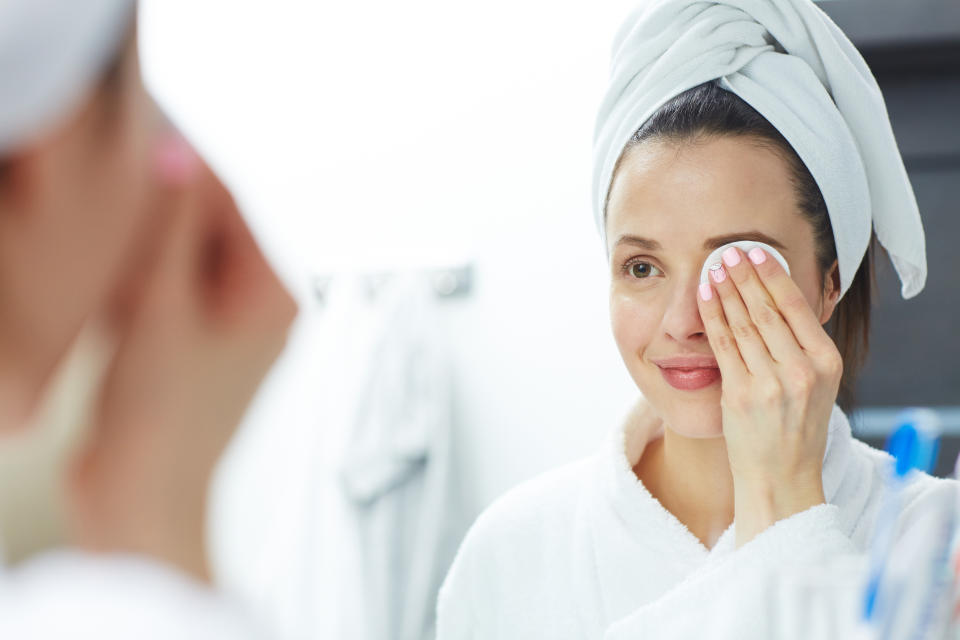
609, 286, 660, 368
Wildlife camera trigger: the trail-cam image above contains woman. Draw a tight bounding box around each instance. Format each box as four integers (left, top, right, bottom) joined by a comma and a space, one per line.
437, 0, 957, 638
0, 1, 296, 637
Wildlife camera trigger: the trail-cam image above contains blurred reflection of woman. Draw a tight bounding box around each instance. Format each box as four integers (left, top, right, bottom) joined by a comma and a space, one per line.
437, 0, 957, 638
0, 1, 296, 637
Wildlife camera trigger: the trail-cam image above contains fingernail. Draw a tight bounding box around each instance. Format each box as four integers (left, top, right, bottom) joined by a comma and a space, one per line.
699, 282, 713, 301
154, 134, 199, 186
748, 247, 767, 265
709, 263, 726, 283
722, 246, 741, 267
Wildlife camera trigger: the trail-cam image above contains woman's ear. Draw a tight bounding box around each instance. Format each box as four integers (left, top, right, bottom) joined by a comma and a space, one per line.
818, 259, 841, 324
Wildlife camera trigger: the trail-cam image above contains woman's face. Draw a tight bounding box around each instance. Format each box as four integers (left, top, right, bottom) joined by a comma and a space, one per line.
0, 30, 168, 414
606, 135, 836, 439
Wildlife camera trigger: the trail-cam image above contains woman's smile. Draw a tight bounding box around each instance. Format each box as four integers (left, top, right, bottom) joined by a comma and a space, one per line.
657, 365, 721, 391
652, 356, 721, 390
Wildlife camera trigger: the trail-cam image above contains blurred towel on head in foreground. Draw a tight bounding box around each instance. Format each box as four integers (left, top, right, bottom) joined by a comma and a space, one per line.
0, 0, 135, 154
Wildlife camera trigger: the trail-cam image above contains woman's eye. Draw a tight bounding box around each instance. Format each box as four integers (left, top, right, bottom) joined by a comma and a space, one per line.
628, 261, 662, 279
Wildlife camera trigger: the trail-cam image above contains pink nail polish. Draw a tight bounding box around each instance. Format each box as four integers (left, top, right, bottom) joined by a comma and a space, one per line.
154, 134, 199, 185
709, 263, 726, 283
748, 247, 767, 265
699, 283, 713, 301
722, 246, 741, 267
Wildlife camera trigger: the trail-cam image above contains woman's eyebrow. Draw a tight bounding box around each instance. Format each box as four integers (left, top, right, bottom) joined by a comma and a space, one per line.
615, 235, 662, 250
614, 231, 786, 252
703, 231, 786, 251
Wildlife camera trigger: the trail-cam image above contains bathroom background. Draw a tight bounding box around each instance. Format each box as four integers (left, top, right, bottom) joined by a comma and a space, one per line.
0, 1, 945, 639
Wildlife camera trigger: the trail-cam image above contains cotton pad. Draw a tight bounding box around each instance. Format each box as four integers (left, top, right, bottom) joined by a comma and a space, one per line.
700, 241, 790, 286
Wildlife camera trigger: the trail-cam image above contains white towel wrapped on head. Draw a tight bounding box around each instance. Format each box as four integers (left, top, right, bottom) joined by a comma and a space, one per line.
0, 0, 135, 155
592, 0, 926, 300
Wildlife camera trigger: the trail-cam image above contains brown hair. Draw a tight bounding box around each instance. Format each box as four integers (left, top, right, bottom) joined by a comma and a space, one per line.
615, 80, 875, 412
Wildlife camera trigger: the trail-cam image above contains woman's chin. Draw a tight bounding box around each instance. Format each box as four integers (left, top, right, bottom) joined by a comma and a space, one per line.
670, 422, 724, 439
655, 393, 724, 438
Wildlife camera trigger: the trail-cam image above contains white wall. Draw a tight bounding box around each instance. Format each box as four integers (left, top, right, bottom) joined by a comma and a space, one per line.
141, 0, 642, 633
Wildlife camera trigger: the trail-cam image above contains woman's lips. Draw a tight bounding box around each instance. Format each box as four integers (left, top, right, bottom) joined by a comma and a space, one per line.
658, 366, 721, 391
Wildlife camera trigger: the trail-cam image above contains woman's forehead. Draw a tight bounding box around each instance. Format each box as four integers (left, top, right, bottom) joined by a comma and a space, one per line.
606, 136, 810, 252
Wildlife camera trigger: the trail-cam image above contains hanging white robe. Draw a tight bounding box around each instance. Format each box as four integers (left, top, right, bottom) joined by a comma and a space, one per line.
436, 402, 959, 639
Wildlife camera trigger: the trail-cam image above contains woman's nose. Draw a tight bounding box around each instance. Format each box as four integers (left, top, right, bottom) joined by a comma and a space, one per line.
661, 278, 707, 343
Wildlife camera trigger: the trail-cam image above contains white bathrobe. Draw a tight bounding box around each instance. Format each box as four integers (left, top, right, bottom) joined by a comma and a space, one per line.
436, 403, 958, 639
0, 550, 272, 639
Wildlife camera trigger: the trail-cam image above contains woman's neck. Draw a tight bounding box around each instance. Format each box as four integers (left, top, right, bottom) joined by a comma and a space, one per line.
634, 426, 735, 550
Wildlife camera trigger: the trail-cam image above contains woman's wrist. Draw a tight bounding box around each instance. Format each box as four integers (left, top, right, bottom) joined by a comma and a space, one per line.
733, 473, 826, 546
65, 434, 212, 582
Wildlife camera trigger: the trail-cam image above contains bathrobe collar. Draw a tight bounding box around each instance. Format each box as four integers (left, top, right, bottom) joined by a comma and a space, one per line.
603, 402, 853, 552
574, 401, 865, 632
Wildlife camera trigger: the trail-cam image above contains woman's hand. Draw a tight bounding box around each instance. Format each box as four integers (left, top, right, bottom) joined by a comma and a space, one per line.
66, 138, 298, 581
696, 246, 843, 547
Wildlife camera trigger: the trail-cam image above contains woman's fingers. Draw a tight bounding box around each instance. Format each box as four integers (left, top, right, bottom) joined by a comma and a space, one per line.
103, 135, 201, 330
195, 170, 298, 337
715, 247, 806, 364
698, 245, 843, 416
701, 258, 776, 379
697, 274, 748, 387
742, 247, 836, 357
